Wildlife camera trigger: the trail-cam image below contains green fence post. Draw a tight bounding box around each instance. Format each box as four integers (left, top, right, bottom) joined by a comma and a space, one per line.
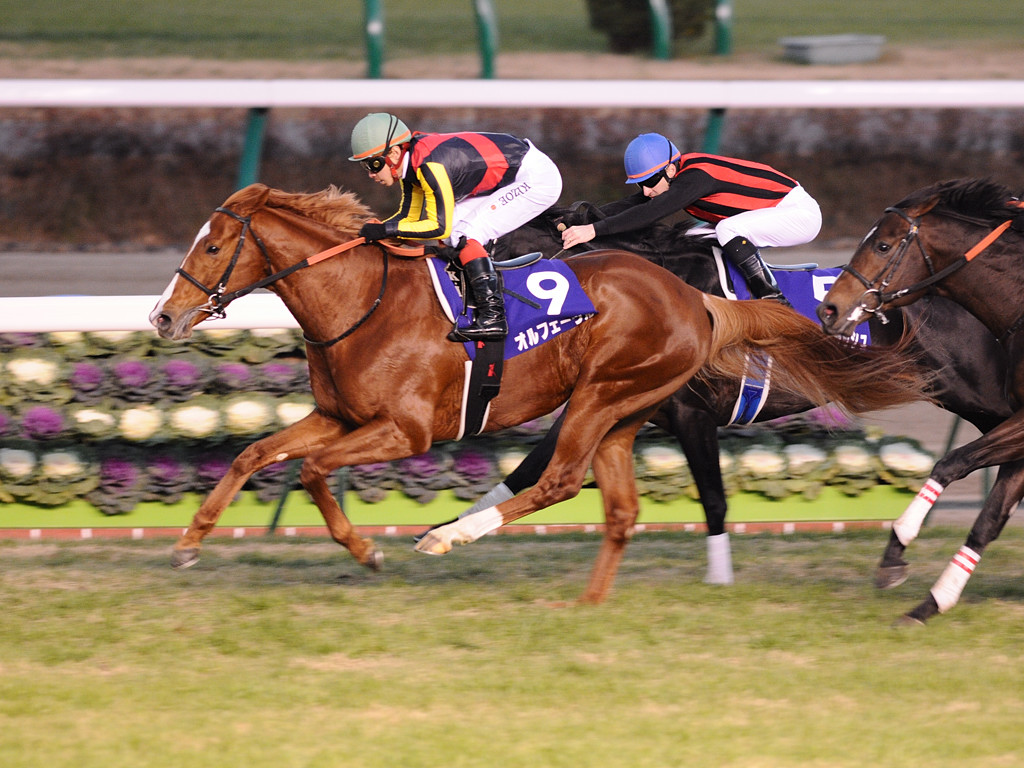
702, 0, 733, 153
701, 107, 725, 153
713, 0, 733, 55
236, 107, 269, 190
474, 0, 498, 79
365, 0, 385, 79
648, 0, 672, 60
266, 461, 301, 535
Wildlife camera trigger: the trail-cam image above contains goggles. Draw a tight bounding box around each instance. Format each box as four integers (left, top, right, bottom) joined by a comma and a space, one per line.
361, 155, 388, 174
637, 169, 667, 191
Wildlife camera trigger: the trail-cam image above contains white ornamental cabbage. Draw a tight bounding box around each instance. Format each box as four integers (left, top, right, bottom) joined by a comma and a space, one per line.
497, 448, 528, 478
120, 405, 164, 441
169, 404, 221, 438
879, 441, 933, 475
739, 446, 786, 476
40, 450, 86, 477
224, 397, 274, 434
639, 444, 686, 475
718, 450, 734, 473
276, 399, 315, 426
784, 443, 828, 473
250, 328, 294, 341
48, 331, 86, 345
833, 444, 873, 473
0, 448, 37, 479
89, 330, 135, 343
73, 408, 116, 429
201, 328, 245, 341
6, 357, 59, 386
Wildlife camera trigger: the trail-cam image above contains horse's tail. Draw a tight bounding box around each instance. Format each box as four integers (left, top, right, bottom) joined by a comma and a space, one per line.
699, 294, 932, 413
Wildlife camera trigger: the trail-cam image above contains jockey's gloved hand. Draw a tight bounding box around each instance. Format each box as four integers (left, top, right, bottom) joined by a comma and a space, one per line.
358, 223, 388, 242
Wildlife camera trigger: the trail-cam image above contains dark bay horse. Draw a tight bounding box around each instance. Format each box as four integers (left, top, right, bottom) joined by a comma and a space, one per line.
819, 177, 1024, 624
151, 183, 926, 604
443, 202, 1010, 584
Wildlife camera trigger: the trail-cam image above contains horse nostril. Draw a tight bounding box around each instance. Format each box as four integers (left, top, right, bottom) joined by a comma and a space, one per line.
154, 313, 172, 331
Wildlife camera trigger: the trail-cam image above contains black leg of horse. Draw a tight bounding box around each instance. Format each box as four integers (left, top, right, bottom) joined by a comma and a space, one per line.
650, 402, 733, 584
898, 459, 1024, 625
412, 409, 567, 542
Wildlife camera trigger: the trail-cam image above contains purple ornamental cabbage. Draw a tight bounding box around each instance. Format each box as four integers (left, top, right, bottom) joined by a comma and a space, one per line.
70, 361, 107, 399
260, 361, 304, 393
98, 456, 142, 491
161, 359, 204, 392
195, 452, 232, 491
214, 362, 254, 391
21, 405, 66, 440
399, 452, 443, 479
147, 453, 190, 486
113, 360, 152, 390
452, 447, 493, 483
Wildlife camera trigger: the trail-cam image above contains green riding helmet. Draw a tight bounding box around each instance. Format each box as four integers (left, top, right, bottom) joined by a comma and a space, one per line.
349, 113, 412, 161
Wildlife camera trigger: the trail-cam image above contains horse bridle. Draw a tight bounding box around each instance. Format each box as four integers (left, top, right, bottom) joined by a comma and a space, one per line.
176, 206, 389, 347
175, 207, 274, 320
839, 205, 1011, 324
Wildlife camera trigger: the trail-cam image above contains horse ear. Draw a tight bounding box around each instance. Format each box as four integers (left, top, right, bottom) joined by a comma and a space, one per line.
223, 183, 272, 214
907, 194, 941, 218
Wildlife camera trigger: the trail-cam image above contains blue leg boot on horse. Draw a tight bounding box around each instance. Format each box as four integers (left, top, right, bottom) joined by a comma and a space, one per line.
447, 239, 508, 343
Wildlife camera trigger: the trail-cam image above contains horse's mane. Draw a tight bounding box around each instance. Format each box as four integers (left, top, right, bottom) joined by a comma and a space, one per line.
898, 177, 1022, 222
263, 185, 375, 235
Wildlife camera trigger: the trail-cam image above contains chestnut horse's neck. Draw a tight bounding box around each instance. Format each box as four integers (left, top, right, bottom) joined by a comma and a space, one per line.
249, 204, 422, 347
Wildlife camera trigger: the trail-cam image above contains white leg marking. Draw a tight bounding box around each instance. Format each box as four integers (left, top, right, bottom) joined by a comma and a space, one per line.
931, 545, 980, 613
705, 532, 734, 585
893, 478, 944, 546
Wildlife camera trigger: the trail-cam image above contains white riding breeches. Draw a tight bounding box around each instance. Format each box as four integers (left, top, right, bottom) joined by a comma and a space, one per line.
447, 141, 563, 247
713, 185, 823, 249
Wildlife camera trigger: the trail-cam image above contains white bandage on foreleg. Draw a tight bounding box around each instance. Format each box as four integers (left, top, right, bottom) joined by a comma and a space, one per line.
705, 532, 734, 585
459, 483, 514, 518
892, 478, 944, 545
454, 505, 504, 543
930, 545, 980, 613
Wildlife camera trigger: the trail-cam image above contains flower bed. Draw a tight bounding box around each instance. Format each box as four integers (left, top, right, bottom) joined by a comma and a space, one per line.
0, 330, 935, 522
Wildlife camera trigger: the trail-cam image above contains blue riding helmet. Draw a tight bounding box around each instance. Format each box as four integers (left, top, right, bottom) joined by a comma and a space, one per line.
623, 133, 681, 184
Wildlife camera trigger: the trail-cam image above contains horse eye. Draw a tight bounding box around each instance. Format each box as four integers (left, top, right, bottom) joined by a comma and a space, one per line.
206, 244, 220, 255
875, 242, 891, 254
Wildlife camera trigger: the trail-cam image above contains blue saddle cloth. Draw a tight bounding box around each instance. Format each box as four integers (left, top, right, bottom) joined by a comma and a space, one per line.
426, 257, 597, 360
726, 262, 870, 344
724, 260, 870, 425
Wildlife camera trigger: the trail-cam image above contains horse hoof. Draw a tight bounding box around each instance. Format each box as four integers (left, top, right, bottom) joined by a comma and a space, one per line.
414, 530, 452, 556
364, 549, 384, 572
875, 564, 908, 590
171, 548, 200, 570
412, 517, 457, 544
892, 613, 926, 629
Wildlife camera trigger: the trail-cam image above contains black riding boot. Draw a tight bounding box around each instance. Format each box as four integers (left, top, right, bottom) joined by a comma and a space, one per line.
722, 236, 791, 306
447, 256, 508, 342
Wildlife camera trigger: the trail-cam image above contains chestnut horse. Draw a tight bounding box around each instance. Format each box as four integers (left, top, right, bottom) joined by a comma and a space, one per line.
151, 183, 926, 604
819, 177, 1024, 624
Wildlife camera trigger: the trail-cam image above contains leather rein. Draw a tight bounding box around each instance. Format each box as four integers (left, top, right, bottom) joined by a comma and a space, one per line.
175, 207, 424, 347
839, 202, 1023, 327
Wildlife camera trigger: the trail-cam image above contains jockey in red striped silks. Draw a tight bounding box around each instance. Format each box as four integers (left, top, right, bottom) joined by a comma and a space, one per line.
560, 132, 822, 305
350, 112, 563, 342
